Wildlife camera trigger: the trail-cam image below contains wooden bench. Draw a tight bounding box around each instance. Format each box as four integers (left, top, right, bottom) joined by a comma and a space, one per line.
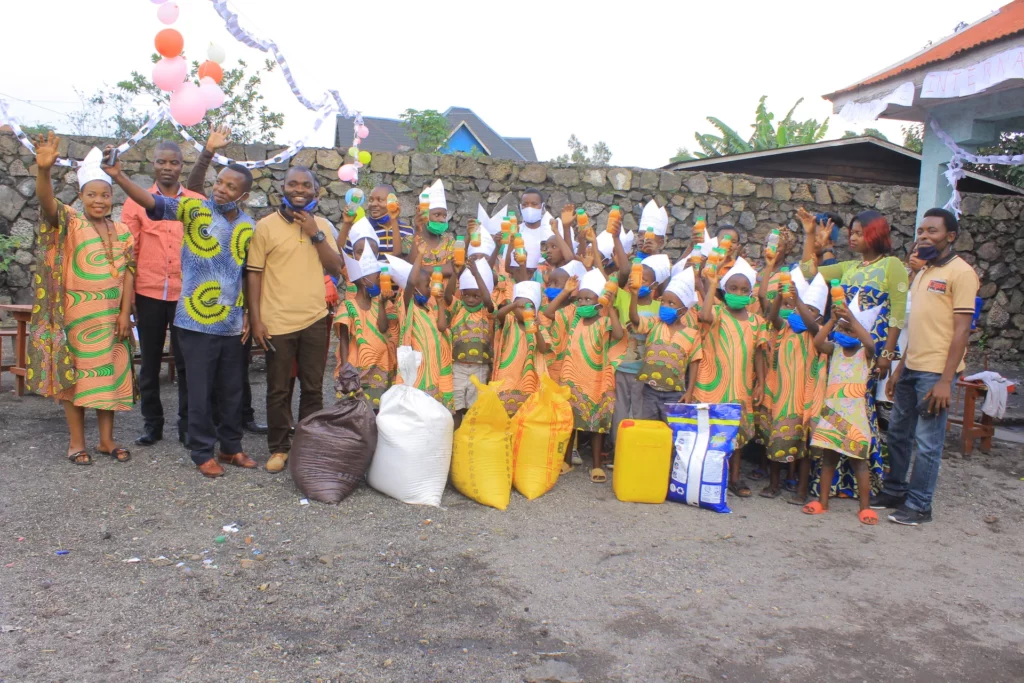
0, 328, 16, 391
948, 378, 1017, 456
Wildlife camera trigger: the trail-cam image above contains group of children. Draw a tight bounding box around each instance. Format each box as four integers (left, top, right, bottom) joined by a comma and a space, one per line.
331, 181, 883, 524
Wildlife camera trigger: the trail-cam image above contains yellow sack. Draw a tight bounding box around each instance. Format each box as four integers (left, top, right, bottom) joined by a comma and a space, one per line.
451, 376, 513, 510
511, 373, 573, 500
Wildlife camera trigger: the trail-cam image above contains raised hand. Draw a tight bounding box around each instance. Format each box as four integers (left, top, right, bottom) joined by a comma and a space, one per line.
205, 123, 232, 152
34, 132, 60, 170
101, 144, 123, 179
561, 203, 576, 228
565, 275, 579, 294
796, 206, 816, 234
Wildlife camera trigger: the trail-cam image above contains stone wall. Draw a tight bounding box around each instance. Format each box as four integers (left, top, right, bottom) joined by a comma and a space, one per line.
2, 132, 1022, 356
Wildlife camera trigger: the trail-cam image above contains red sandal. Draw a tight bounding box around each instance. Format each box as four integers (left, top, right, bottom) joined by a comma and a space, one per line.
858, 509, 879, 525
802, 501, 827, 515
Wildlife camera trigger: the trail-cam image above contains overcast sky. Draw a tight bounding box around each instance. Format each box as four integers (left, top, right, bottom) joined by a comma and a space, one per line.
1, 0, 993, 167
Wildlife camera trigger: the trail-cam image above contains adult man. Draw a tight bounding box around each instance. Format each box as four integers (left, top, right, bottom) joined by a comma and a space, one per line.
247, 166, 342, 473
121, 141, 205, 447
517, 188, 556, 271
105, 138, 259, 478
358, 184, 412, 261
873, 208, 978, 525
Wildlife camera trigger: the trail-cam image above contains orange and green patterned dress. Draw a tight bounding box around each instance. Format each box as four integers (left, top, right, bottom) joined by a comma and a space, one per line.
810, 346, 871, 459
449, 300, 495, 364
693, 304, 770, 449
397, 299, 454, 412
555, 314, 617, 433
27, 201, 136, 410
334, 296, 397, 408
763, 324, 826, 462
491, 313, 549, 416
634, 317, 703, 392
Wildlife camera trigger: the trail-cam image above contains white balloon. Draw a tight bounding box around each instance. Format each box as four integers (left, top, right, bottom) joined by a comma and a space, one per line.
207, 43, 226, 64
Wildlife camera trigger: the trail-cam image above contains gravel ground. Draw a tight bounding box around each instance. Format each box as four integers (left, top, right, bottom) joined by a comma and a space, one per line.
1, 367, 1023, 683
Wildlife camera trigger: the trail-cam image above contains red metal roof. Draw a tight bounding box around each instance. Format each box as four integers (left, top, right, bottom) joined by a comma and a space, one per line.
828, 0, 1024, 97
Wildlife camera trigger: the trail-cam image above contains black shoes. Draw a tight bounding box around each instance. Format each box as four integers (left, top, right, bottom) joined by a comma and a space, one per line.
135, 428, 162, 446
888, 505, 933, 526
869, 492, 906, 510
244, 420, 268, 434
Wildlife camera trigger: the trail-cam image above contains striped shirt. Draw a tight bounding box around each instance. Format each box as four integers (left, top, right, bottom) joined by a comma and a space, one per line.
343, 217, 414, 261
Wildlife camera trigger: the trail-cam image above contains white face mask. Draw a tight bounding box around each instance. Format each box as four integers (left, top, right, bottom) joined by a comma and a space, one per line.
520, 205, 544, 224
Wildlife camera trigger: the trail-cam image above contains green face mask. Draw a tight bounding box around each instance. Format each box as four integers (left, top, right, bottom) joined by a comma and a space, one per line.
427, 221, 448, 235
576, 304, 600, 318
724, 293, 752, 309
463, 301, 484, 313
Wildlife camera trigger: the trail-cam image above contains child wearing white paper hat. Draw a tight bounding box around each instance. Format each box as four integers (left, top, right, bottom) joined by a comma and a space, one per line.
491, 280, 552, 416
444, 253, 497, 425
804, 294, 882, 525
695, 256, 771, 499
636, 200, 669, 258
404, 179, 455, 279
547, 268, 624, 483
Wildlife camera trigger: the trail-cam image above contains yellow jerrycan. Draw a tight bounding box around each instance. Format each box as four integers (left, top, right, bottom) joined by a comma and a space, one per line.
613, 419, 673, 503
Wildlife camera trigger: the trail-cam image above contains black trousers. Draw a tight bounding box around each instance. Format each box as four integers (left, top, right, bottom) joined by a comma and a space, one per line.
214, 335, 256, 425
175, 326, 245, 465
135, 294, 187, 434
264, 316, 329, 454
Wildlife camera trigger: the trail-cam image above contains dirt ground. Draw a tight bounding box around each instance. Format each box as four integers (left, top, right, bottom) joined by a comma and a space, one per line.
1, 365, 1023, 683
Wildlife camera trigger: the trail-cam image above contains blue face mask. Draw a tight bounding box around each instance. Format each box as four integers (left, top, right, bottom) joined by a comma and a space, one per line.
786, 309, 808, 333
636, 251, 650, 259
367, 213, 390, 228
414, 293, 430, 306
832, 330, 861, 349
658, 306, 680, 324
637, 285, 652, 298
213, 200, 238, 215
365, 284, 381, 297
281, 195, 318, 213
544, 287, 562, 301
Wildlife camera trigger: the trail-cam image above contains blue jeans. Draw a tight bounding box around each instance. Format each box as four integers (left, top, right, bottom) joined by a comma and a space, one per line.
882, 369, 955, 512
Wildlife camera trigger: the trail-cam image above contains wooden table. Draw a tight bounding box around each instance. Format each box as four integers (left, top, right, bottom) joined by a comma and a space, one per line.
948, 378, 1017, 456
0, 304, 31, 397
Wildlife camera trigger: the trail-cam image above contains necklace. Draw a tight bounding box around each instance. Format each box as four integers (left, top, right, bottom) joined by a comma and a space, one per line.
92, 218, 120, 277
860, 254, 883, 267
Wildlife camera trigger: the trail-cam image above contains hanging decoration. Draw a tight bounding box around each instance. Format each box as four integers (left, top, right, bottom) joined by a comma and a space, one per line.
929, 118, 1024, 218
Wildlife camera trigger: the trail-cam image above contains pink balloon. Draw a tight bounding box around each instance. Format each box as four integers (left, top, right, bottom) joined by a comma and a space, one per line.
199, 78, 225, 110
337, 165, 357, 182
356, 124, 369, 139
151, 0, 169, 4
170, 82, 206, 126
152, 56, 187, 92
157, 2, 179, 24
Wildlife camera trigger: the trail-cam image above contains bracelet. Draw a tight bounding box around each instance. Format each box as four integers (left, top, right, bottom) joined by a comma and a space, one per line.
879, 349, 898, 360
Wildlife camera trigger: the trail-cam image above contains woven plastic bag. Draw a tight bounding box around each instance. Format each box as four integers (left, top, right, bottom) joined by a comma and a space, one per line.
451, 376, 513, 510
664, 402, 742, 514
288, 364, 378, 504
367, 346, 454, 506
510, 373, 573, 500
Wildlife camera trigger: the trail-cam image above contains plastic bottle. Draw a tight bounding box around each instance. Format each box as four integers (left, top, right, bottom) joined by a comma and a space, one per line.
778, 270, 792, 300
419, 192, 430, 215
387, 193, 400, 215
720, 234, 733, 250
430, 266, 444, 298
509, 214, 518, 232
608, 205, 621, 236
599, 279, 619, 307
831, 279, 844, 305
523, 302, 536, 333
693, 217, 706, 242
765, 229, 780, 260
380, 265, 392, 297
630, 257, 644, 291
513, 233, 527, 264
501, 217, 511, 242
454, 237, 466, 267
644, 225, 655, 243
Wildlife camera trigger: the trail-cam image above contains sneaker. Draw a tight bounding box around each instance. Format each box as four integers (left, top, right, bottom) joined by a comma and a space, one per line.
888, 505, 932, 526
869, 492, 906, 510
571, 450, 583, 466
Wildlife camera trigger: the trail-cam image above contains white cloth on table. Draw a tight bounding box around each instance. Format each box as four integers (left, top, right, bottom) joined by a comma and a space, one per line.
963, 371, 1011, 419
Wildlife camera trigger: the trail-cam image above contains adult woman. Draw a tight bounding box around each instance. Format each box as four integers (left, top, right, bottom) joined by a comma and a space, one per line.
798, 206, 908, 497
27, 133, 136, 465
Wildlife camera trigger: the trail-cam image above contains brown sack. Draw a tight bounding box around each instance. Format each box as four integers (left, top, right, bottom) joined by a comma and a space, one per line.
288, 364, 379, 504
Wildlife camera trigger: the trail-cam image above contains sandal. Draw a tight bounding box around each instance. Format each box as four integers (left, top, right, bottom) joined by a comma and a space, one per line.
783, 478, 798, 493
858, 509, 879, 526
590, 467, 607, 484
98, 447, 131, 463
787, 493, 811, 506
728, 480, 752, 498
759, 486, 782, 499
802, 501, 827, 515
749, 467, 768, 481
67, 450, 92, 466
560, 462, 574, 475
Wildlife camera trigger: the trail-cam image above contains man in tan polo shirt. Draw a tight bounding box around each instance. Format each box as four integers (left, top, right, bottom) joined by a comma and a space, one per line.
247, 166, 342, 472
872, 208, 979, 526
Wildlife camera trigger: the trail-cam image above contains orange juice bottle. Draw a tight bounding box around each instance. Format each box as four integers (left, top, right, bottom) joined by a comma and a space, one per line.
379, 266, 392, 297
778, 269, 792, 300
430, 266, 443, 298
509, 214, 518, 232
693, 217, 706, 242
630, 257, 643, 291
419, 192, 430, 215
454, 237, 466, 266
765, 229, 780, 260
720, 234, 733, 250
830, 279, 844, 306
576, 208, 590, 231
608, 205, 621, 235
513, 233, 526, 264
500, 217, 511, 243
598, 279, 618, 307
523, 302, 536, 333
387, 193, 400, 214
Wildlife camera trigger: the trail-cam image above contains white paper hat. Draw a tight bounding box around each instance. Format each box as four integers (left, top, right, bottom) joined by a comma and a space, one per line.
343, 246, 382, 281
557, 259, 588, 283
641, 253, 671, 284
849, 293, 882, 333
696, 236, 719, 258
722, 256, 757, 290
476, 204, 490, 231
579, 268, 607, 296
486, 204, 509, 235
620, 228, 636, 255
428, 179, 447, 211
596, 231, 615, 260
639, 200, 668, 237
384, 254, 414, 290
459, 263, 495, 294
78, 147, 112, 189
513, 280, 542, 311
791, 267, 827, 314
468, 228, 496, 257
664, 268, 697, 308
347, 217, 380, 252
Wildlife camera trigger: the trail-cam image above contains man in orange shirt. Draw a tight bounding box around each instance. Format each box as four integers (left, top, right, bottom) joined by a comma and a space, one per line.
122, 141, 206, 447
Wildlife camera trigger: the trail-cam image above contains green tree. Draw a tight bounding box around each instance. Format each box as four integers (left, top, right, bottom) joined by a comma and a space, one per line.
970, 132, 1024, 188
89, 55, 285, 143
399, 109, 450, 153
841, 128, 889, 142
680, 96, 829, 160
554, 134, 612, 166
902, 124, 923, 153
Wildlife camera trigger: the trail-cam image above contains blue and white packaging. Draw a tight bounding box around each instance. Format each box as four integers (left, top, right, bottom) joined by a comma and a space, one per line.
664, 403, 742, 514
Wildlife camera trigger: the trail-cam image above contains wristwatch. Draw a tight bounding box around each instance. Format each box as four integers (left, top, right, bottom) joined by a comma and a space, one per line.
310, 230, 326, 244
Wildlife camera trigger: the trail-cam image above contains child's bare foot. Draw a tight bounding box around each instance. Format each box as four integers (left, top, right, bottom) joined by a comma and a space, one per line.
759, 485, 781, 499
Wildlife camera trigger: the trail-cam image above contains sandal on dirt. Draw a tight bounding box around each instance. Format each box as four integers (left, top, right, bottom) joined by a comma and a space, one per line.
749, 467, 768, 481
67, 450, 92, 466
802, 501, 827, 515
858, 509, 879, 526
759, 486, 782, 499
98, 447, 131, 463
560, 462, 574, 475
787, 494, 811, 506
728, 480, 752, 498
590, 467, 607, 484
783, 478, 798, 493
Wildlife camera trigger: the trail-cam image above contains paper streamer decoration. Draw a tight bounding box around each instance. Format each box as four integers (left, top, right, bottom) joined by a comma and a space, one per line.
929, 118, 1024, 218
